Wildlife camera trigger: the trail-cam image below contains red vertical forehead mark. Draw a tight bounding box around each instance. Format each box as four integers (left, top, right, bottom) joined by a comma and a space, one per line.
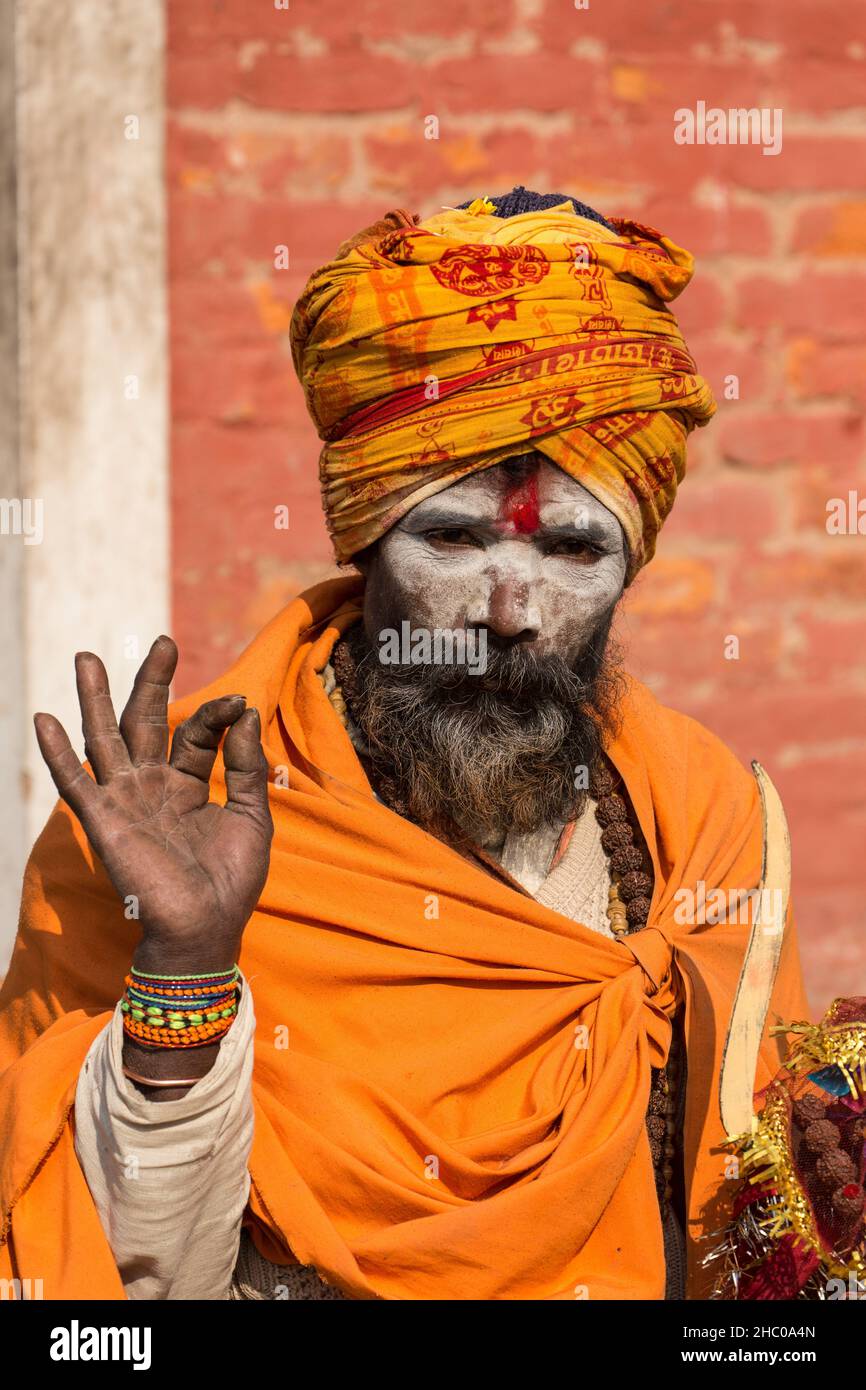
499, 469, 540, 534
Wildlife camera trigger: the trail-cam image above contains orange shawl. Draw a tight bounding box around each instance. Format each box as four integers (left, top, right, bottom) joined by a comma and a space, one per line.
0, 577, 810, 1300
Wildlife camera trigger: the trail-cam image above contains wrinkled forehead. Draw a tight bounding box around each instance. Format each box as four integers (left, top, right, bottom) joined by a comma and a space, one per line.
399, 454, 626, 542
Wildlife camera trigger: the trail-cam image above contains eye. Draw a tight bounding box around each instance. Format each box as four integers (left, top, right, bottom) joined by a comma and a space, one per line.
544, 538, 604, 560
424, 528, 484, 549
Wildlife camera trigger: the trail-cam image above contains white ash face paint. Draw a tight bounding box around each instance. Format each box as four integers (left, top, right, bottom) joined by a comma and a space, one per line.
360, 458, 628, 664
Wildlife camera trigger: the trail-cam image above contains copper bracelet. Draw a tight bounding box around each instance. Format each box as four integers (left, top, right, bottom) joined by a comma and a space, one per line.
121, 1065, 202, 1089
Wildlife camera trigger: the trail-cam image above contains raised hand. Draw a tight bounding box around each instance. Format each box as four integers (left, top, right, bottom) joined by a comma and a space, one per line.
33, 635, 273, 978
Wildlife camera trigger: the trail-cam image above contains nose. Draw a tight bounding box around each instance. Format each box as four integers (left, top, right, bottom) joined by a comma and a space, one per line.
472, 570, 541, 643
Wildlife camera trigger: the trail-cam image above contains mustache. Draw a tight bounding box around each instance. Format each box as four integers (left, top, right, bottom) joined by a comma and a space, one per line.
357, 622, 616, 705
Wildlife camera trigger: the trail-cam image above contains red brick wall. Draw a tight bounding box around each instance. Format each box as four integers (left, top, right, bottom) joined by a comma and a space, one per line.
167, 1, 866, 1013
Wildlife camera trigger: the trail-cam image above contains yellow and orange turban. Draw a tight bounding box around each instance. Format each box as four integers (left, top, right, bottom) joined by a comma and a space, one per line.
290, 198, 716, 580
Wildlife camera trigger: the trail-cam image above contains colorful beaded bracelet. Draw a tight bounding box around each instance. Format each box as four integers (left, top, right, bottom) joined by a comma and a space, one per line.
121, 994, 237, 1027
123, 1014, 236, 1049
127, 988, 234, 1004
129, 970, 239, 995
128, 966, 239, 989
121, 966, 240, 1049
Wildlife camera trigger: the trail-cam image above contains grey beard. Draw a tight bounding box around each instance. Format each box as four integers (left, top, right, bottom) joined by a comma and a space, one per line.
337, 617, 624, 846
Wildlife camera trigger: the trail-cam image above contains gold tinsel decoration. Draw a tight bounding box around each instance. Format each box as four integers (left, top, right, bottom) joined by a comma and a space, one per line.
704, 1001, 866, 1298
776, 999, 866, 1100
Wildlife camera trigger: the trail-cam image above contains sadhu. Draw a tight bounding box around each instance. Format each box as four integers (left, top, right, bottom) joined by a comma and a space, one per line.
2, 187, 843, 1302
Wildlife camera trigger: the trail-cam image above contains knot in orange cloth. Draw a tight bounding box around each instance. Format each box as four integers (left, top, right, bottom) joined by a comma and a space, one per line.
290, 202, 717, 579
625, 926, 675, 998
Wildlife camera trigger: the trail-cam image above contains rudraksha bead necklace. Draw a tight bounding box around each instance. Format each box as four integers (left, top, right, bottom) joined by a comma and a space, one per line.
588, 757, 654, 938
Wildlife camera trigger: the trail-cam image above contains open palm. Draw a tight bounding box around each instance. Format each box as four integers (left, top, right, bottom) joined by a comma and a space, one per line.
33, 635, 273, 973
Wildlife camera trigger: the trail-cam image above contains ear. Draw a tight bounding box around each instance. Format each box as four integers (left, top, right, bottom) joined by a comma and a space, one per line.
346, 541, 377, 578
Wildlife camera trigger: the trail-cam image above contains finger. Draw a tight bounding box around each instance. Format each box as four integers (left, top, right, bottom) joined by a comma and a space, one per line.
34, 713, 101, 824
223, 708, 272, 835
118, 635, 179, 766
169, 694, 247, 783
75, 652, 131, 784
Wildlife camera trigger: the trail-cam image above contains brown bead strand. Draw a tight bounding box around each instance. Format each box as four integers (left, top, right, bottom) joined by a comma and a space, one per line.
590, 759, 681, 1219
645, 1044, 680, 1211
661, 1043, 680, 1208
588, 759, 653, 938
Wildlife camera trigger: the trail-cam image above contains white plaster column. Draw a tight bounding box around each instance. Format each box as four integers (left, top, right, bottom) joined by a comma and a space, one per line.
0, 0, 168, 968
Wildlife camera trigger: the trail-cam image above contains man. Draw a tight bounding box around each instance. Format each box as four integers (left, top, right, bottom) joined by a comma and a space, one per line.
0, 188, 809, 1301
